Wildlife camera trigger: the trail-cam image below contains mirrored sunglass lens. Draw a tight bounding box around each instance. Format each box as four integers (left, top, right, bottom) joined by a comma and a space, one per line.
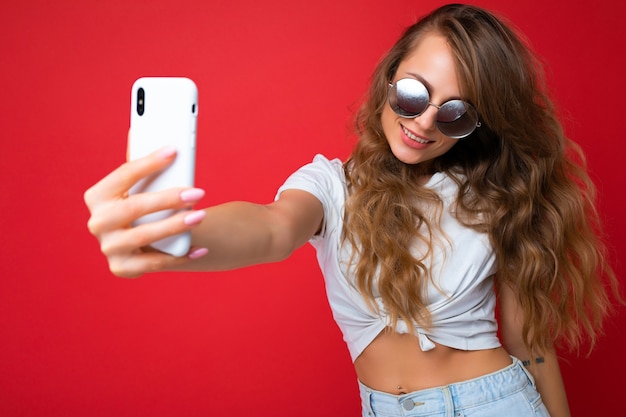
437, 100, 478, 138
390, 79, 429, 117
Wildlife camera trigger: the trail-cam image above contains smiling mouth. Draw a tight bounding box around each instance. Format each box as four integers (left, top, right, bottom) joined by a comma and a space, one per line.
402, 125, 432, 144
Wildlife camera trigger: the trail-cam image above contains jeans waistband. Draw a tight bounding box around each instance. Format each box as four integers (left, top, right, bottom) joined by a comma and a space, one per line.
359, 356, 536, 414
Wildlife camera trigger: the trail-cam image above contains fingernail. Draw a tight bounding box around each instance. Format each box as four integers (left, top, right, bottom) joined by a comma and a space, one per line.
159, 146, 177, 159
188, 247, 209, 260
183, 210, 206, 225
180, 188, 205, 203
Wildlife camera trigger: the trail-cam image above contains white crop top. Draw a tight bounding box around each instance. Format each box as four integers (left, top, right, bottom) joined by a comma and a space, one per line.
276, 154, 501, 362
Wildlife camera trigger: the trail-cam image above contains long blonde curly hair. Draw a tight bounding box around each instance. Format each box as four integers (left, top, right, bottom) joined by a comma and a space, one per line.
343, 3, 619, 355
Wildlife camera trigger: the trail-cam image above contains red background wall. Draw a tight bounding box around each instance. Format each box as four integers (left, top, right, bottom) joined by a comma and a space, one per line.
1, 0, 624, 415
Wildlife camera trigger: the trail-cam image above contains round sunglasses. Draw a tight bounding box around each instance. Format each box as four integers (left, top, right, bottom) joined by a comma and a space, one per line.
388, 78, 481, 139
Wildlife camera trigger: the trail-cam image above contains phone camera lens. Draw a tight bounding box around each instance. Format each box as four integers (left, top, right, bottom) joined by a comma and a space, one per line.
137, 88, 145, 116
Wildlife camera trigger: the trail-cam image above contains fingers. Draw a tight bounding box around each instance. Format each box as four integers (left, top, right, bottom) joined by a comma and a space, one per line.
107, 249, 199, 278
84, 146, 177, 209
87, 187, 205, 236
99, 209, 206, 255
101, 211, 208, 278
98, 210, 208, 278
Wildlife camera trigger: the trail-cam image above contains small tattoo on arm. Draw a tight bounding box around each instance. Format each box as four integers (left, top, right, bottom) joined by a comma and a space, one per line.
522, 357, 545, 367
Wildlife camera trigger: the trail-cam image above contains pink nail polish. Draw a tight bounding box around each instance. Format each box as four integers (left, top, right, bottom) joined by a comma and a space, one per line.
183, 210, 206, 225
188, 247, 209, 260
180, 188, 205, 203
159, 146, 177, 159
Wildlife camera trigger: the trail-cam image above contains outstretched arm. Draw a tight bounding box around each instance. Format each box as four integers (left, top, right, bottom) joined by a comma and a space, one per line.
498, 283, 571, 417
84, 146, 323, 278
182, 190, 323, 271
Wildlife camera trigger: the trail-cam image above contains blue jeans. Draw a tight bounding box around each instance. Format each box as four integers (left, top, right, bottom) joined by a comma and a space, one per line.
359, 357, 550, 416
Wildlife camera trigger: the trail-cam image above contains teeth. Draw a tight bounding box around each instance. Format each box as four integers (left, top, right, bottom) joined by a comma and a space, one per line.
402, 125, 430, 144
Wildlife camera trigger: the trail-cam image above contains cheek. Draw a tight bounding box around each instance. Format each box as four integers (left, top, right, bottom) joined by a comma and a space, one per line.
381, 105, 397, 138
438, 137, 458, 153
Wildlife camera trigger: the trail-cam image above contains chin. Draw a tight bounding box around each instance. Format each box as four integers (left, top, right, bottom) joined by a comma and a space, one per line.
387, 143, 424, 166
391, 151, 426, 166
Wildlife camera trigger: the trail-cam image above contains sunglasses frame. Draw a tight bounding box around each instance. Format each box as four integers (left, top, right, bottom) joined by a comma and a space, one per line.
388, 78, 481, 139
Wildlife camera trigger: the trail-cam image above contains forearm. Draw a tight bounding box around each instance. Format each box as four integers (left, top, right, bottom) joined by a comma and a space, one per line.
177, 201, 294, 271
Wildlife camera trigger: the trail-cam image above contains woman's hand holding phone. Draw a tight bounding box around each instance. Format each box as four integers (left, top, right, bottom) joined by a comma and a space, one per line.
84, 146, 208, 278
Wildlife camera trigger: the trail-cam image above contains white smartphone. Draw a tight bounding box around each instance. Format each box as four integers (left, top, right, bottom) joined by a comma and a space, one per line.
128, 77, 198, 257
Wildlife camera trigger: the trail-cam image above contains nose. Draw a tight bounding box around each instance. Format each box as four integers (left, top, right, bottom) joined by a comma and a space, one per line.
413, 103, 439, 132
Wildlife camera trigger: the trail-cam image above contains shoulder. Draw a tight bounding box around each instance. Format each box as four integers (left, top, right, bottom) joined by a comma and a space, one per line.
276, 154, 346, 200
301, 154, 345, 180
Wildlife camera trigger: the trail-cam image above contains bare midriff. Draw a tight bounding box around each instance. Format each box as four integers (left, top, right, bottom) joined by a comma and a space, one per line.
354, 327, 512, 394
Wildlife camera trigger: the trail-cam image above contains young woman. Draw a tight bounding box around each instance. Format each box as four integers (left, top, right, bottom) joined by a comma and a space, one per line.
85, 4, 618, 416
